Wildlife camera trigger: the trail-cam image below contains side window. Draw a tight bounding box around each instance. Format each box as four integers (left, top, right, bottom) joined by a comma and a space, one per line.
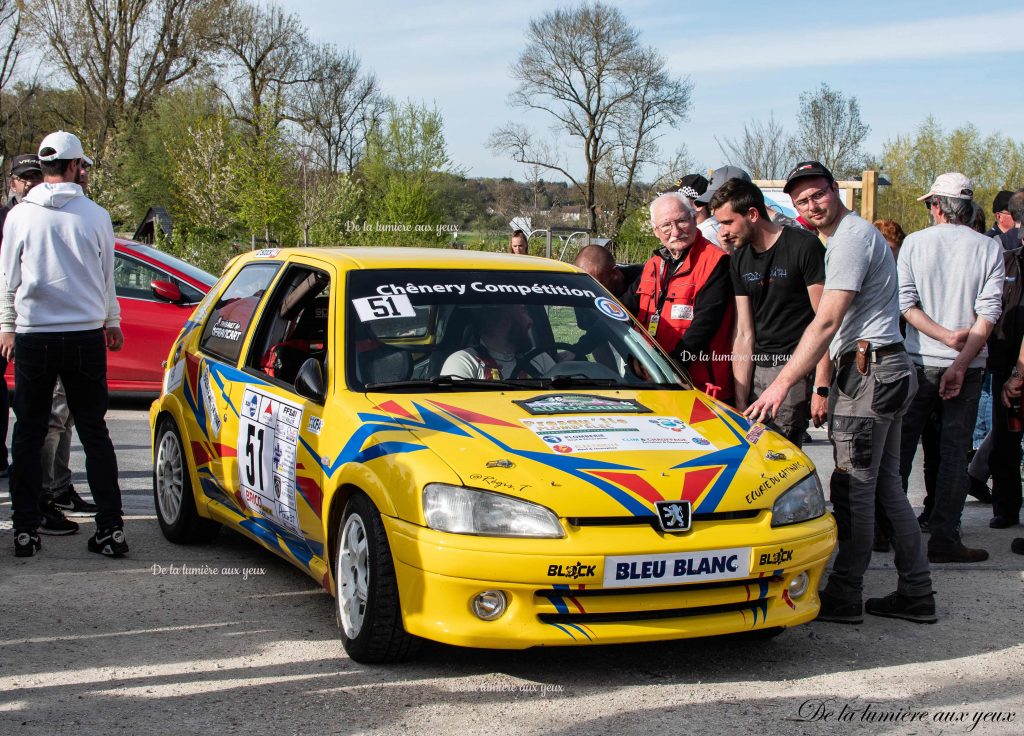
114, 253, 166, 300
246, 266, 331, 388
199, 263, 281, 364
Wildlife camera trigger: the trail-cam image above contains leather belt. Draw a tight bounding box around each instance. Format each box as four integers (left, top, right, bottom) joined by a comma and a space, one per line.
836, 341, 905, 368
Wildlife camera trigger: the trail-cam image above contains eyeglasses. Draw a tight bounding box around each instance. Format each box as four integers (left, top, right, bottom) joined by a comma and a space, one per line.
792, 187, 832, 210
12, 173, 42, 184
655, 216, 693, 235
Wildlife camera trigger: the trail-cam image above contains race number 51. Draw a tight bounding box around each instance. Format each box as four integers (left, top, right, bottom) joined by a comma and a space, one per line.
353, 294, 416, 321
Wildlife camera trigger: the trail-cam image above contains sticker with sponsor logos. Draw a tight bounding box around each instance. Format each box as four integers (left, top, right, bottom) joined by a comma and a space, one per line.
757, 547, 794, 567
744, 424, 766, 444
306, 415, 323, 436
594, 296, 629, 321
547, 561, 597, 579
745, 461, 804, 505
254, 248, 281, 258
238, 388, 304, 534
603, 547, 751, 588
514, 393, 650, 415
200, 362, 221, 437
164, 358, 184, 395
521, 415, 714, 454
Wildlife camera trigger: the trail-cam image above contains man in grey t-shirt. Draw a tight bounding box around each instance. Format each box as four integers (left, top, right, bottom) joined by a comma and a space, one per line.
747, 161, 935, 626
898, 173, 1004, 560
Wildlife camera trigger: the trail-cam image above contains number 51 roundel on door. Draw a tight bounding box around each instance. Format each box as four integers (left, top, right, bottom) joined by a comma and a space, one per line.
238, 387, 304, 535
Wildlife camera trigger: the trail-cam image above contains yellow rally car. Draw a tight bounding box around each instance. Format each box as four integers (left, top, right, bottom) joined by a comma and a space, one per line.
150, 247, 836, 663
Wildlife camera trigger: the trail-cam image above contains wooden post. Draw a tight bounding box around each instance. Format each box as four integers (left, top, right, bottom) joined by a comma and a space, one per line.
861, 170, 878, 223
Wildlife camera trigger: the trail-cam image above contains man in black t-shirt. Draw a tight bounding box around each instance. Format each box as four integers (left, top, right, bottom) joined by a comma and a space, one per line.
710, 178, 830, 446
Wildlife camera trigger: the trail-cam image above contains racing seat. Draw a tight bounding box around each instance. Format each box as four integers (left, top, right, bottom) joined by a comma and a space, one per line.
356, 344, 412, 387
427, 306, 477, 377
261, 296, 328, 384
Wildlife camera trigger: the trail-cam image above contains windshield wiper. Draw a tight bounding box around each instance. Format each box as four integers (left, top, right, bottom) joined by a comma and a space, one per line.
363, 375, 526, 391
537, 375, 621, 389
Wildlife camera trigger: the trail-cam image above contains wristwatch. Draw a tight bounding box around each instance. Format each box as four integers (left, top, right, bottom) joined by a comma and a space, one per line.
814, 386, 830, 397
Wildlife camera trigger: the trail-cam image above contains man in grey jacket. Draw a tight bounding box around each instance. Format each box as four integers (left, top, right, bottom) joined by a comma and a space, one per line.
898, 173, 1004, 563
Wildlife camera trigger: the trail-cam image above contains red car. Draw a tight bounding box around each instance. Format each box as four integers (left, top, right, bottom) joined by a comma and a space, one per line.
5, 239, 216, 393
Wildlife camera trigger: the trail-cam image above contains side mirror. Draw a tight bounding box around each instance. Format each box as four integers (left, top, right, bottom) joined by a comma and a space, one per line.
151, 279, 183, 303
295, 358, 326, 403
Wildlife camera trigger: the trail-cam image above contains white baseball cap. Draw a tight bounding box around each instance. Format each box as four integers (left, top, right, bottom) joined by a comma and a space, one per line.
917, 172, 973, 201
38, 131, 93, 165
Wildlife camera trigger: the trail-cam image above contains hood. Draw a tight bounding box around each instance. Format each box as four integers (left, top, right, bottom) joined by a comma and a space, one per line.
364, 390, 814, 519
24, 182, 84, 209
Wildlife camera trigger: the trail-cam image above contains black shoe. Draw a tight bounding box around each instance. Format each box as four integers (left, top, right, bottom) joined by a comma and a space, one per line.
1011, 538, 1024, 555
39, 502, 80, 535
968, 478, 993, 504
815, 590, 863, 624
88, 527, 128, 557
928, 543, 989, 563
14, 530, 41, 557
989, 515, 1020, 529
917, 514, 930, 533
865, 591, 937, 624
52, 485, 98, 514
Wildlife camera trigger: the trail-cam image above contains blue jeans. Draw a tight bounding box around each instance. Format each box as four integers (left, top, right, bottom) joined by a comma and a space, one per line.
10, 330, 122, 531
972, 371, 992, 448
899, 364, 984, 552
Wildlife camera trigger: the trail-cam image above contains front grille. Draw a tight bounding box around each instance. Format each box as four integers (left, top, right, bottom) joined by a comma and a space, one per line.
567, 510, 760, 530
539, 599, 762, 624
536, 575, 782, 600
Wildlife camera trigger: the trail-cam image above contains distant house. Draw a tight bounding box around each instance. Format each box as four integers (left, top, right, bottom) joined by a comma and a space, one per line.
133, 206, 173, 244
558, 205, 583, 223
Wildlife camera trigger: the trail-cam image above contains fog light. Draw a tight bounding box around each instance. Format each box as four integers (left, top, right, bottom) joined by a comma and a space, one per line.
788, 572, 809, 599
471, 590, 508, 620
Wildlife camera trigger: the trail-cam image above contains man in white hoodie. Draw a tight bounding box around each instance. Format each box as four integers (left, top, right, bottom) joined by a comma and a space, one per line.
0, 131, 127, 558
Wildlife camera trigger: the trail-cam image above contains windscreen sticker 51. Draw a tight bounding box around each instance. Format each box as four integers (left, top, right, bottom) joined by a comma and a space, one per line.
238, 388, 303, 535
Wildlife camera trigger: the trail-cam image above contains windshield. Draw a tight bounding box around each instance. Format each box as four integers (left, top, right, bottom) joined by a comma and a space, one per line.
346, 268, 689, 391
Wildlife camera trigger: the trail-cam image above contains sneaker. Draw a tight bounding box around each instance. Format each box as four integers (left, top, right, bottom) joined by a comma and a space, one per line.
88, 527, 128, 557
928, 543, 989, 563
989, 515, 1020, 529
39, 502, 80, 535
865, 591, 937, 624
52, 485, 98, 514
1011, 538, 1024, 555
967, 478, 993, 504
815, 590, 863, 624
14, 530, 41, 557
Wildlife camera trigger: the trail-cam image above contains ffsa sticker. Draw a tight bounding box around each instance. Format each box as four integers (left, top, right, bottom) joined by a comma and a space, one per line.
238, 388, 304, 534
353, 294, 416, 321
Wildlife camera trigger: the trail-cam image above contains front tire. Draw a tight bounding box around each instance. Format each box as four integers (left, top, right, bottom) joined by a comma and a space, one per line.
336, 493, 419, 663
153, 418, 220, 543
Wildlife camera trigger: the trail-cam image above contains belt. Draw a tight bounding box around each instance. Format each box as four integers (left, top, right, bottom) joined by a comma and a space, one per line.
836, 342, 905, 368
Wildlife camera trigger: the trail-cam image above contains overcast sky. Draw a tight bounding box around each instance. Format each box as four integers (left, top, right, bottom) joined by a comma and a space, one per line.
288, 0, 1023, 181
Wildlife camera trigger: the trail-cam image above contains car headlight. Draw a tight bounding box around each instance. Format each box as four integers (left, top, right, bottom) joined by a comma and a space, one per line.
423, 483, 565, 538
770, 472, 826, 527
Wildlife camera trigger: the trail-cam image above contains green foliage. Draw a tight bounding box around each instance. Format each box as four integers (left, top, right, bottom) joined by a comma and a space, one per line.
614, 204, 659, 265
352, 100, 461, 246
155, 223, 237, 277
877, 116, 1024, 233
231, 107, 300, 245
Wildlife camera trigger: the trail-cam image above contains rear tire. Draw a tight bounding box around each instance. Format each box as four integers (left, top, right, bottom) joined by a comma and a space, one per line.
336, 493, 420, 663
153, 417, 220, 543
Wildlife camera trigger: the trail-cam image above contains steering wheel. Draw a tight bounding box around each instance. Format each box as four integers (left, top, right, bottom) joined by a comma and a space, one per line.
513, 344, 574, 377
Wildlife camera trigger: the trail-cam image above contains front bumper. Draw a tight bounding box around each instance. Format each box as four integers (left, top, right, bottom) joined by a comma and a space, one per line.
385, 512, 836, 649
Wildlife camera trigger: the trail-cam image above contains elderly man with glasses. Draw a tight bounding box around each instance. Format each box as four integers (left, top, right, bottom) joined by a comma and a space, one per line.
633, 191, 735, 402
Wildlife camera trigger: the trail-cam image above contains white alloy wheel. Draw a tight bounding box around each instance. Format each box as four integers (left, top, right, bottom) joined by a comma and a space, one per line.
156, 427, 184, 524
338, 513, 370, 638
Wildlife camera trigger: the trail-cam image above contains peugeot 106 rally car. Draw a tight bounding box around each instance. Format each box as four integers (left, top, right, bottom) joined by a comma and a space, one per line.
150, 247, 836, 663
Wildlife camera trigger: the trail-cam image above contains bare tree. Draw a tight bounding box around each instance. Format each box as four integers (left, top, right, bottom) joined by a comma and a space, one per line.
211, 0, 311, 136
0, 0, 39, 160
793, 83, 870, 179
489, 2, 691, 234
291, 44, 385, 174
716, 112, 796, 180
26, 0, 221, 156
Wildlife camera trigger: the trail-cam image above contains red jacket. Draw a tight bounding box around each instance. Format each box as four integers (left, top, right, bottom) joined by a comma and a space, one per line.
636, 235, 735, 401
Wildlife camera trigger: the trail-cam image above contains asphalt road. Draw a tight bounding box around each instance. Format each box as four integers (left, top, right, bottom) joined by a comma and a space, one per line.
1, 398, 1022, 735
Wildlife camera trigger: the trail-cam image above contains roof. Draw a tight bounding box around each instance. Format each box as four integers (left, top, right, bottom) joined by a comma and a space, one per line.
244, 247, 581, 273
133, 206, 173, 242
